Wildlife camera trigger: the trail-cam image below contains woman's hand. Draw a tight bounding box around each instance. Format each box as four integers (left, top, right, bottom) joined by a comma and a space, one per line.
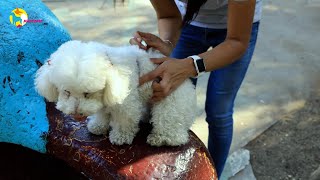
139, 57, 197, 102
129, 31, 173, 56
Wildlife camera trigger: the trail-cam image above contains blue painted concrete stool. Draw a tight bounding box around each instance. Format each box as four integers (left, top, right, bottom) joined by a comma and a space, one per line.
0, 0, 71, 153
0, 0, 217, 179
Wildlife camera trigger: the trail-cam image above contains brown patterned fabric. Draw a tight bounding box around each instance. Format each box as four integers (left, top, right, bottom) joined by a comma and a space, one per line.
46, 102, 217, 180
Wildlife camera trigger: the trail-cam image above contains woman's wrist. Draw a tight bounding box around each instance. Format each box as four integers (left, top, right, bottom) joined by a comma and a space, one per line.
161, 40, 174, 56
163, 40, 173, 48
182, 57, 198, 78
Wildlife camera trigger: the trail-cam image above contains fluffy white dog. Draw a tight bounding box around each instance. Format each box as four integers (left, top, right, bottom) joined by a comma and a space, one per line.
35, 40, 196, 146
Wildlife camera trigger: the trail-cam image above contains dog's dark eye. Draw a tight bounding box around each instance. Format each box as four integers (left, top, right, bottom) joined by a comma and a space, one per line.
84, 93, 89, 98
64, 90, 71, 97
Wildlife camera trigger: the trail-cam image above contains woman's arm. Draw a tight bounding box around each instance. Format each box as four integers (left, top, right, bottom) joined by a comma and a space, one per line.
150, 0, 182, 47
193, 0, 256, 73
130, 0, 182, 56
140, 0, 257, 102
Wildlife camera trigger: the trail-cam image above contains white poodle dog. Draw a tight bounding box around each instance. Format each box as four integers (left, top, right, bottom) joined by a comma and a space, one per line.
35, 40, 196, 146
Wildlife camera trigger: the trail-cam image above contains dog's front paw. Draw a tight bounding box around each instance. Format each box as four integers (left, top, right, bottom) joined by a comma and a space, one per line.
87, 116, 109, 135
109, 129, 137, 145
147, 131, 189, 147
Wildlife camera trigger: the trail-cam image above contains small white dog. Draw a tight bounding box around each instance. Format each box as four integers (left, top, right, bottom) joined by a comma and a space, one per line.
35, 40, 196, 146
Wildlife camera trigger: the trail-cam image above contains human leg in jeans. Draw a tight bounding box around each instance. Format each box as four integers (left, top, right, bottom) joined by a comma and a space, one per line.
171, 22, 260, 178
206, 22, 259, 177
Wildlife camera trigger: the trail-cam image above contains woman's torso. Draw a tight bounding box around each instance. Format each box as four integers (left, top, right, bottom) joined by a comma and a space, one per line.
176, 0, 263, 29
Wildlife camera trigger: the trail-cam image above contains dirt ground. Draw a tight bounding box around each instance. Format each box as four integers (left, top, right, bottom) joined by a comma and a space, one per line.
246, 93, 320, 180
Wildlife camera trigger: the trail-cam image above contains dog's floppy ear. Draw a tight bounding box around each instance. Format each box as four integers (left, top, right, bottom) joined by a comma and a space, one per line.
103, 65, 132, 106
34, 62, 58, 102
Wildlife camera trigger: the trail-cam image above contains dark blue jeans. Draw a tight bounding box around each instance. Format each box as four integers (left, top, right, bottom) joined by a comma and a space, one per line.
171, 22, 259, 178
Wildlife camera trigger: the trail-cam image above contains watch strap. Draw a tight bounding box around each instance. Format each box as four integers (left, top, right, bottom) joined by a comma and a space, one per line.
188, 55, 206, 77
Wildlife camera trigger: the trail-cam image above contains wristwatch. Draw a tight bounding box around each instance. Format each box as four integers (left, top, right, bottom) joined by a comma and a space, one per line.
188, 55, 206, 77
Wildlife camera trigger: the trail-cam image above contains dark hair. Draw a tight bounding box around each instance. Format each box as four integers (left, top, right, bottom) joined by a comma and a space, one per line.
182, 0, 208, 26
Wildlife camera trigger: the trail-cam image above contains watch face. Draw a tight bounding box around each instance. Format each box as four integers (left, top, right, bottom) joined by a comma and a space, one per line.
196, 59, 206, 73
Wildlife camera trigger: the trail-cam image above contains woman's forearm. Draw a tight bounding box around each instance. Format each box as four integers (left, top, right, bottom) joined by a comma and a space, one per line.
158, 17, 182, 47
150, 0, 182, 46
183, 0, 256, 77
201, 39, 248, 71
183, 39, 250, 77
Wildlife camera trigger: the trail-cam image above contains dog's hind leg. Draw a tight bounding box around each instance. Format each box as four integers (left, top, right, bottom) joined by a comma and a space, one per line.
147, 81, 197, 146
87, 109, 111, 135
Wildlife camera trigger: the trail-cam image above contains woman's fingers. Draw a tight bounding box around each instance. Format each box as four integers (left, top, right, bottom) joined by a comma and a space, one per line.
139, 67, 163, 86
140, 58, 190, 102
151, 89, 166, 102
138, 31, 163, 48
151, 87, 171, 102
151, 96, 163, 103
130, 31, 159, 50
129, 32, 148, 50
132, 31, 172, 56
137, 31, 155, 39
152, 81, 162, 91
151, 73, 171, 102
159, 73, 170, 94
150, 57, 166, 65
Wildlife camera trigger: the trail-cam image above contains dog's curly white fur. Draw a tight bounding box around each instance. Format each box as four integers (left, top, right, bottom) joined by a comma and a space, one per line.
35, 40, 197, 146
